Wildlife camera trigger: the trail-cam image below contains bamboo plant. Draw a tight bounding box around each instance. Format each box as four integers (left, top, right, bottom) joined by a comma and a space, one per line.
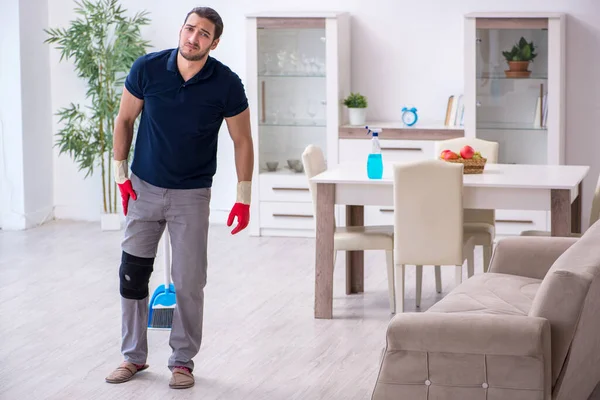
45, 0, 151, 214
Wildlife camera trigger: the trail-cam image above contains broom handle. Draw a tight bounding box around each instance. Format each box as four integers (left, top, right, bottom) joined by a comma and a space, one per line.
164, 232, 171, 288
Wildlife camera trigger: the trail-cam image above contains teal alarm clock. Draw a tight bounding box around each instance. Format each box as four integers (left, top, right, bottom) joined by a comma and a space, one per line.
401, 107, 418, 126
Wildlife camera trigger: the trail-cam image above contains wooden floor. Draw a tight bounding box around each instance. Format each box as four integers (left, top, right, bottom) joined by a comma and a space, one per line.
0, 220, 484, 400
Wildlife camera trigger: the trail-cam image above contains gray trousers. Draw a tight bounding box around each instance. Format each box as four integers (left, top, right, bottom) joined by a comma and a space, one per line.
120, 173, 211, 372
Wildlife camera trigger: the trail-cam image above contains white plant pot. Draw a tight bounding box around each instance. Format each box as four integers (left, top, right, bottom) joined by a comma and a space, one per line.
348, 107, 367, 126
101, 213, 122, 231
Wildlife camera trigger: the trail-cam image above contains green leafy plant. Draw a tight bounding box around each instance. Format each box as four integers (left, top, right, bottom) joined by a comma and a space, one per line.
502, 37, 537, 62
343, 92, 368, 108
44, 0, 151, 214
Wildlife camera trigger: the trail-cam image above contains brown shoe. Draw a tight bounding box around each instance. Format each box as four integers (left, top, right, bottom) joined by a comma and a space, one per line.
169, 367, 194, 389
105, 361, 149, 384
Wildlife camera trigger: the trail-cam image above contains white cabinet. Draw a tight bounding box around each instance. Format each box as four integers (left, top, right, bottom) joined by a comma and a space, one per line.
258, 172, 312, 203
246, 12, 350, 237
338, 138, 435, 164
464, 12, 566, 235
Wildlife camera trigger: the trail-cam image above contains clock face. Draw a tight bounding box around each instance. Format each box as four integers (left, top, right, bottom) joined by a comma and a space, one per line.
402, 110, 417, 125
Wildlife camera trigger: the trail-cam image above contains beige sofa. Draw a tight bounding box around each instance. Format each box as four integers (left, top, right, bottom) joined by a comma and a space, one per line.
372, 220, 600, 400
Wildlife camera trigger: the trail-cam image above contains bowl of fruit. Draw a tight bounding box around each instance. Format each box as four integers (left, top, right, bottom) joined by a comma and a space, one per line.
439, 145, 486, 174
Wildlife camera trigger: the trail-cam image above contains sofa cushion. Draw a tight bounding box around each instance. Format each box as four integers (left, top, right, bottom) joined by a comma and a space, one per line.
529, 220, 600, 386
427, 273, 541, 316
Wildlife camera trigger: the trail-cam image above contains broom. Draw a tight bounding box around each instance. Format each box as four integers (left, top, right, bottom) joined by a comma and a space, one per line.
147, 232, 176, 329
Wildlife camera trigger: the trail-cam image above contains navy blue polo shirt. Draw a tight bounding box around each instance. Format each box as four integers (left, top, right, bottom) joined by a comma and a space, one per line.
125, 48, 248, 189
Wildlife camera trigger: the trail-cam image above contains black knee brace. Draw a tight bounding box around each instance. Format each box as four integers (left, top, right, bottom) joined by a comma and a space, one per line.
119, 251, 154, 300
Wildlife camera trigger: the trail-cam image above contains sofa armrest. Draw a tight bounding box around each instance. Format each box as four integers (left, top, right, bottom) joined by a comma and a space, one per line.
488, 236, 578, 279
385, 313, 549, 355
372, 313, 551, 400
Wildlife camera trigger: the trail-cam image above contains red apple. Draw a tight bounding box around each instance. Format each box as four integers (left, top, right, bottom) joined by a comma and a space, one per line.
443, 151, 459, 160
460, 145, 475, 159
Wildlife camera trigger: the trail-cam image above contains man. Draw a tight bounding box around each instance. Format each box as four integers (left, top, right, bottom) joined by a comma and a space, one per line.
104, 7, 253, 389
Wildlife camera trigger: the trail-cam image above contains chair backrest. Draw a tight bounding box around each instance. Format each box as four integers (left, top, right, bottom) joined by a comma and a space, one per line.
434, 137, 499, 163
301, 144, 328, 217
528, 219, 600, 398
435, 137, 499, 226
393, 159, 464, 266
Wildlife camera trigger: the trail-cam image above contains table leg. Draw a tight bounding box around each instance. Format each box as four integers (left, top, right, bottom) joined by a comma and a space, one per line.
315, 183, 335, 319
571, 182, 582, 234
551, 189, 571, 237
345, 205, 364, 294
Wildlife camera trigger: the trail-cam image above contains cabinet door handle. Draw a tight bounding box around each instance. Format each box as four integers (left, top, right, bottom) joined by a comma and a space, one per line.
379, 208, 394, 213
272, 187, 309, 192
381, 147, 423, 151
540, 83, 544, 128
261, 81, 266, 123
273, 213, 313, 219
496, 219, 534, 224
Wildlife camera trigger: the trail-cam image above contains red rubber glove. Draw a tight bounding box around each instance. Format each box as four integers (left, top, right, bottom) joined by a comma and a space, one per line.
118, 179, 137, 216
227, 203, 250, 234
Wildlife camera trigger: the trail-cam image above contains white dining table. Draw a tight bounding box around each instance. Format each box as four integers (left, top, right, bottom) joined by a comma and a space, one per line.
309, 161, 590, 319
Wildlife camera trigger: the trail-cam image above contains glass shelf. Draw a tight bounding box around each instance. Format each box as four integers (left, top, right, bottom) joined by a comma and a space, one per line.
477, 122, 547, 131
477, 74, 548, 80
257, 20, 327, 171
259, 73, 326, 78
475, 26, 549, 143
259, 120, 326, 127
259, 167, 307, 175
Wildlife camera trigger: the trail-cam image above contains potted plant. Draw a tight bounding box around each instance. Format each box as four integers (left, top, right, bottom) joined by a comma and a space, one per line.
502, 36, 537, 77
343, 92, 368, 125
45, 0, 151, 230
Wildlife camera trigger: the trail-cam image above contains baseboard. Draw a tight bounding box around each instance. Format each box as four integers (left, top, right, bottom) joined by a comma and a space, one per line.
53, 205, 102, 221
26, 206, 55, 228
0, 205, 54, 230
0, 212, 27, 230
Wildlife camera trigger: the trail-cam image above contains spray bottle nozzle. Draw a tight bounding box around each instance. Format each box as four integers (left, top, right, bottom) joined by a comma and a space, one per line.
365, 125, 381, 136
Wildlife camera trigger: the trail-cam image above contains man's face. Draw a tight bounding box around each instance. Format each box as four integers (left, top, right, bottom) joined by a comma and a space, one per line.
178, 13, 219, 62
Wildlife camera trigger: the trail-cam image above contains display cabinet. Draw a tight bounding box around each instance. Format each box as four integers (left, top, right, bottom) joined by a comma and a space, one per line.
464, 12, 566, 235
246, 12, 350, 237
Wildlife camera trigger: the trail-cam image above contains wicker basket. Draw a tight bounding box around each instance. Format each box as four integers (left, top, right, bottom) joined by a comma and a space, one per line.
440, 157, 487, 174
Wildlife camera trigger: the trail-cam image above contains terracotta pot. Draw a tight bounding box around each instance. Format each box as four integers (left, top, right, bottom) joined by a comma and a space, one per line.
507, 61, 530, 72
505, 60, 532, 78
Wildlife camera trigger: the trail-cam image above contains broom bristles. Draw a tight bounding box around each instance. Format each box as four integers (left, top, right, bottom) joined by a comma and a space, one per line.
150, 307, 175, 329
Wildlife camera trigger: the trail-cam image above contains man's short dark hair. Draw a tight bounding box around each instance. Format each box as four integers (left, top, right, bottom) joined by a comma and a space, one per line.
184, 7, 224, 40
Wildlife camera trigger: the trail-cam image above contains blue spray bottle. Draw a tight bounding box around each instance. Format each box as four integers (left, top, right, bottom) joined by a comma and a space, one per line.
365, 126, 383, 179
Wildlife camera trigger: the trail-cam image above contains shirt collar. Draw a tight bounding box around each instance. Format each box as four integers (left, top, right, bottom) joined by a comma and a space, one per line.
167, 48, 178, 73
167, 48, 216, 82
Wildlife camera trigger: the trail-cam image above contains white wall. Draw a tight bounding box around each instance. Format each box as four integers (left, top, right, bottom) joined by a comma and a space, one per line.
20, 0, 55, 227
0, 0, 54, 230
0, 0, 25, 230
48, 0, 111, 221
44, 0, 600, 228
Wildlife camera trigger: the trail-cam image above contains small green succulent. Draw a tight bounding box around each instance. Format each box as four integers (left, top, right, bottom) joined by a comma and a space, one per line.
343, 92, 368, 108
502, 37, 537, 62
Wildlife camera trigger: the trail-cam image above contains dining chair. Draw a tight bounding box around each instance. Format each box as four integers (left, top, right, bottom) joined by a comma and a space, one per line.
302, 145, 397, 313
521, 172, 600, 237
434, 137, 499, 274
392, 159, 475, 312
